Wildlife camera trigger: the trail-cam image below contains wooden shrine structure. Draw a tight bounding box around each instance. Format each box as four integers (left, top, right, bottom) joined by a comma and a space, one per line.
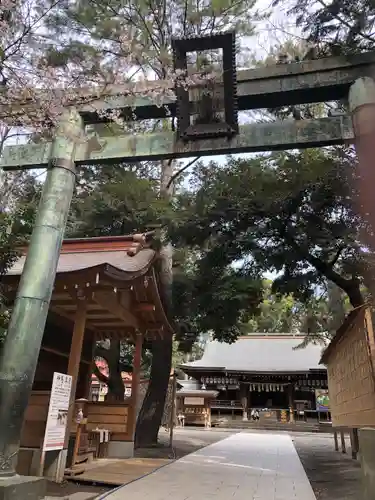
180, 335, 329, 426
176, 380, 218, 427
2, 233, 174, 478
321, 307, 375, 428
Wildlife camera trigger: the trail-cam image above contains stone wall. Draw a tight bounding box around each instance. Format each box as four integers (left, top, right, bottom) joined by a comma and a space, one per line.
327, 309, 375, 427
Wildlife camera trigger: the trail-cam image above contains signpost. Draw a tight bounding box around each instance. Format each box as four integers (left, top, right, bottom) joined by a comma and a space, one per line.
39, 373, 72, 477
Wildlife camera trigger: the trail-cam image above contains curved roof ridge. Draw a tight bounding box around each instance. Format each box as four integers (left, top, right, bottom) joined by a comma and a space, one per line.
7, 247, 156, 277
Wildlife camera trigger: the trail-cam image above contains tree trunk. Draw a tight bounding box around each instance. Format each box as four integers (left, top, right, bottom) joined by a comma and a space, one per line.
134, 337, 172, 447
135, 159, 174, 446
95, 340, 125, 401
106, 340, 124, 401
344, 280, 364, 309
327, 281, 347, 335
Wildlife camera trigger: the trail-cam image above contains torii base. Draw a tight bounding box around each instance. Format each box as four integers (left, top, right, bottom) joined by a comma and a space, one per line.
0, 475, 46, 500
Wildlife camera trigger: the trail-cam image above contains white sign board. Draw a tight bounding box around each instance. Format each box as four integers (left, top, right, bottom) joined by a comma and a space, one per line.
184, 397, 204, 406
124, 387, 132, 397
42, 372, 73, 451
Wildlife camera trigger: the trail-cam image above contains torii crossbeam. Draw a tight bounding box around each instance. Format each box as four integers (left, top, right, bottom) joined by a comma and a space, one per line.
1, 50, 375, 170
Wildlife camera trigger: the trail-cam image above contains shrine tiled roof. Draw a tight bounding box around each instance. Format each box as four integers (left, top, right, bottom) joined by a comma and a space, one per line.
7, 234, 156, 278
180, 335, 327, 374
5, 233, 175, 340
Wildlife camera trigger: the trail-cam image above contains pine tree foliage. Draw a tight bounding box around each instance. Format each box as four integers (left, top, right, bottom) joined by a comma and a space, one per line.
272, 0, 375, 56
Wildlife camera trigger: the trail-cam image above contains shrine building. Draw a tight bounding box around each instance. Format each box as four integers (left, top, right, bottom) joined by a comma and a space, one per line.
3, 233, 174, 480
179, 334, 329, 425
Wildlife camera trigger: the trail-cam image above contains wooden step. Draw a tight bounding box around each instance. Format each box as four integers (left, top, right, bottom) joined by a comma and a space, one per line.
213, 420, 330, 433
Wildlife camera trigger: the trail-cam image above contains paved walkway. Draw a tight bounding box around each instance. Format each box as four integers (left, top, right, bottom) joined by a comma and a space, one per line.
100, 432, 317, 500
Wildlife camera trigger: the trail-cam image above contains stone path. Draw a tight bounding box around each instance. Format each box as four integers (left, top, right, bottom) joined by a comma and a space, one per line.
44, 493, 98, 500
99, 432, 317, 500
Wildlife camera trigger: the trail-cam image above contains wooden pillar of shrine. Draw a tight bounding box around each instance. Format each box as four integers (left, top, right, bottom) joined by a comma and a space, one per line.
130, 332, 143, 439
38, 294, 88, 481
82, 339, 97, 400
240, 383, 248, 421
67, 295, 88, 403
58, 294, 88, 480
288, 383, 295, 423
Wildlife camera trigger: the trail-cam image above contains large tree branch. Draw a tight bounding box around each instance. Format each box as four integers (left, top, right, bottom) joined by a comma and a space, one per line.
304, 251, 352, 291
166, 157, 200, 190
288, 237, 363, 307
280, 212, 363, 306
330, 245, 345, 267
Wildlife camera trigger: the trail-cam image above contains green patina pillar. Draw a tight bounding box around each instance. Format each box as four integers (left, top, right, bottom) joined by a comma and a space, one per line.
0, 108, 83, 477
349, 77, 375, 239
349, 77, 375, 300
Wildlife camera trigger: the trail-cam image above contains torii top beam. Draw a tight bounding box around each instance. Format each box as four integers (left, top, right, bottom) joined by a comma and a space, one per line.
1, 50, 374, 123
76, 50, 375, 121
1, 50, 373, 169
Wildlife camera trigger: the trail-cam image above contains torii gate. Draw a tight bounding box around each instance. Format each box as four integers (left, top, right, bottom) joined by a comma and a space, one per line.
0, 31, 373, 495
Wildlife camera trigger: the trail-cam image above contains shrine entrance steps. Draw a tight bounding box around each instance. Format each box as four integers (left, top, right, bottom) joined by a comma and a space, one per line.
214, 420, 331, 433
98, 432, 317, 500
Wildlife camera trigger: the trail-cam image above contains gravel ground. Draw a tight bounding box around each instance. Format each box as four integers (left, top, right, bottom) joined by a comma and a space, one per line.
292, 433, 361, 500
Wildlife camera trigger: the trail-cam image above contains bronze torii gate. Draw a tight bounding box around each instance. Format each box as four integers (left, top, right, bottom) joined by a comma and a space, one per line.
2, 49, 375, 168
0, 34, 373, 495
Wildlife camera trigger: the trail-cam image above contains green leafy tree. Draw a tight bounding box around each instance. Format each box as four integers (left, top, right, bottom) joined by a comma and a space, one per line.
246, 280, 297, 333
239, 278, 350, 347
171, 148, 368, 320
294, 281, 349, 347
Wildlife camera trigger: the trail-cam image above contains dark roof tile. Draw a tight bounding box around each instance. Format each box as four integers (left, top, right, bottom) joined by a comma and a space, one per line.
181, 336, 326, 373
